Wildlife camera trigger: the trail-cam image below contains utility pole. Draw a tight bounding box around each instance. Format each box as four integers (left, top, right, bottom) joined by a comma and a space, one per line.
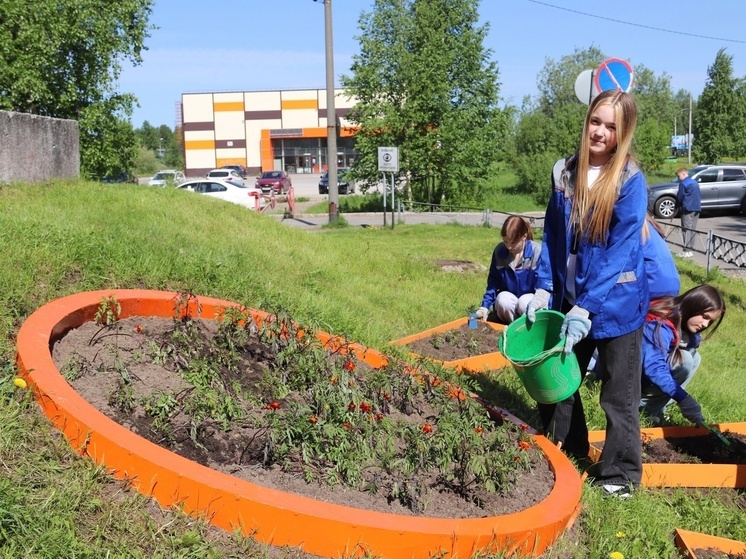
688, 95, 692, 165
316, 0, 338, 223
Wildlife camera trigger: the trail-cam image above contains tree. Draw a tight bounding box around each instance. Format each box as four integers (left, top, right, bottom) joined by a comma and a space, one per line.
0, 0, 153, 178
512, 48, 679, 202
341, 0, 505, 204
694, 48, 745, 163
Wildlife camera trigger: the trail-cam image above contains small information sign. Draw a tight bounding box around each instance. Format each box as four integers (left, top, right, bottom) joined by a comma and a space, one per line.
378, 147, 399, 172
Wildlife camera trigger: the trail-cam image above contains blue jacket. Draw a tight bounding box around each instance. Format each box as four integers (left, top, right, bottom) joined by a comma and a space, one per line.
644, 223, 680, 298
535, 155, 649, 339
676, 176, 701, 212
641, 318, 700, 401
481, 239, 541, 309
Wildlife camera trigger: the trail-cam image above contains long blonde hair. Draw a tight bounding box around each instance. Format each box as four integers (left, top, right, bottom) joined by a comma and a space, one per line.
571, 90, 638, 244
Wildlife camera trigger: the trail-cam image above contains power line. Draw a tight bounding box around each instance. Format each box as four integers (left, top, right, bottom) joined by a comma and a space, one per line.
526, 0, 746, 45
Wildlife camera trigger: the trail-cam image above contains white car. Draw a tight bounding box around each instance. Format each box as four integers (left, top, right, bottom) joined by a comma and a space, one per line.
206, 168, 245, 185
177, 179, 266, 210
148, 170, 186, 187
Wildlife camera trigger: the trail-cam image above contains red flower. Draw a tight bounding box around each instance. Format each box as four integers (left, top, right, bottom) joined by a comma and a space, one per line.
375, 413, 384, 422
518, 440, 531, 451
519, 423, 531, 432
348, 402, 356, 411
309, 416, 318, 424
383, 392, 391, 401
135, 324, 143, 333
474, 427, 484, 435
359, 402, 372, 413
343, 421, 352, 430
264, 401, 281, 410
343, 359, 355, 372
430, 377, 442, 387
421, 424, 433, 434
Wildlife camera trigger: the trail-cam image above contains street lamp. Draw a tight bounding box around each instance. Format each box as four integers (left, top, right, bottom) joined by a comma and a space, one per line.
314, 0, 338, 222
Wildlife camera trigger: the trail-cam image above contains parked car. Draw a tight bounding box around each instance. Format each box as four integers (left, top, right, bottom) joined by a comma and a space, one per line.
101, 172, 137, 184
318, 167, 353, 194
221, 164, 248, 178
647, 164, 746, 219
148, 170, 186, 187
255, 170, 292, 195
176, 179, 265, 210
206, 168, 245, 185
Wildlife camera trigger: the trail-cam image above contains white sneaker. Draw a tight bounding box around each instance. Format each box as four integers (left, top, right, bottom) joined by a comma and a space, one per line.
678, 251, 691, 258
601, 484, 632, 499
686, 251, 693, 257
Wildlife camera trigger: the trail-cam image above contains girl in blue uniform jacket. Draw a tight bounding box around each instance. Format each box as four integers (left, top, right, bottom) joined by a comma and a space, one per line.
526, 90, 649, 496
476, 215, 541, 324
640, 285, 725, 425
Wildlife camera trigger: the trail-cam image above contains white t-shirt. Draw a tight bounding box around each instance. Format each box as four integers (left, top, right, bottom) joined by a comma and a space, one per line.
565, 166, 602, 304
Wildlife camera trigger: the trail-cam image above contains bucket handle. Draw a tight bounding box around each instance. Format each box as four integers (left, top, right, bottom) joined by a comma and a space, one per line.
500, 328, 564, 367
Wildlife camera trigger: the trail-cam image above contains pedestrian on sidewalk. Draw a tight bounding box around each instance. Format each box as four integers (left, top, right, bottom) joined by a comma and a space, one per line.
675, 167, 701, 258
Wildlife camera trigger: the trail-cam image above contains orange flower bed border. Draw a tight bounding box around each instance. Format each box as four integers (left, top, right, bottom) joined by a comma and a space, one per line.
16, 289, 582, 559
588, 424, 746, 488
674, 528, 746, 558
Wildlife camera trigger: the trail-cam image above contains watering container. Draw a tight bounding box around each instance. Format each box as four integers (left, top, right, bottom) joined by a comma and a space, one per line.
497, 310, 581, 404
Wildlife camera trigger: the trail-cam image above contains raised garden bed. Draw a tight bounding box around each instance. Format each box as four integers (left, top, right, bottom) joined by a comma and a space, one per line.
675, 527, 746, 558
16, 290, 583, 559
588, 423, 746, 488
390, 317, 508, 374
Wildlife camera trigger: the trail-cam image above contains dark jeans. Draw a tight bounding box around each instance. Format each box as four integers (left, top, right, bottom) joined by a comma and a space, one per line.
538, 312, 643, 487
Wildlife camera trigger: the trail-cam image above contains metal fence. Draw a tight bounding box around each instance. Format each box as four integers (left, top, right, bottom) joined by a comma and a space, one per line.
658, 220, 746, 274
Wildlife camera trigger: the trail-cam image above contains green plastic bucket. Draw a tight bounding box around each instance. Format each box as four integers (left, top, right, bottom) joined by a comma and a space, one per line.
497, 310, 581, 404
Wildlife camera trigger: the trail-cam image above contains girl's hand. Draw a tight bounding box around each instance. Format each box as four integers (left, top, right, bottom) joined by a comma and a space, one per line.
526, 289, 551, 323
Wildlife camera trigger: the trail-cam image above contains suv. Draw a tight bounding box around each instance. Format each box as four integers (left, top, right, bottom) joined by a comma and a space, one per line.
220, 164, 248, 178
647, 164, 746, 218
206, 168, 245, 185
148, 170, 186, 187
318, 167, 353, 194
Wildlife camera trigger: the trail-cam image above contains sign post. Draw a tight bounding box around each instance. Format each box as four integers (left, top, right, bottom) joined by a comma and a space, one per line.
378, 147, 399, 229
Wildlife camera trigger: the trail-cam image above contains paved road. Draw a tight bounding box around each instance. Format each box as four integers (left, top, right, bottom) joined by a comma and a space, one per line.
274, 175, 746, 277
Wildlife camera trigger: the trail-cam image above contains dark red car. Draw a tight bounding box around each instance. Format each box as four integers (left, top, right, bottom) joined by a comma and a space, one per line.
255, 170, 292, 194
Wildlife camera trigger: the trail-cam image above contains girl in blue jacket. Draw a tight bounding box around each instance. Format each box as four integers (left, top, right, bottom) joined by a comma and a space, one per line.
640, 285, 725, 425
476, 215, 541, 324
526, 90, 649, 497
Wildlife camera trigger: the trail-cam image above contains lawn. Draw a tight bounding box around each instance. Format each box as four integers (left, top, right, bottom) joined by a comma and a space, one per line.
0, 180, 744, 558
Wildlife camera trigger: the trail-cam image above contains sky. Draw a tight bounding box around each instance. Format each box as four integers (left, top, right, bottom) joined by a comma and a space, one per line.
118, 0, 746, 129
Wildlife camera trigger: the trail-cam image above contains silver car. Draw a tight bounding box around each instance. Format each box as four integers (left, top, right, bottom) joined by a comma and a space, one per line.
647, 164, 746, 219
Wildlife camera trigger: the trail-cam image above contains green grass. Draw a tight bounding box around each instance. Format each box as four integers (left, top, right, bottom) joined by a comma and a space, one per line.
0, 179, 744, 558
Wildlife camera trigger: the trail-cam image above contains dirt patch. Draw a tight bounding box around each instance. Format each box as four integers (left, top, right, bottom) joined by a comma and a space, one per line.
52, 313, 553, 521
693, 549, 746, 559
406, 322, 500, 362
642, 431, 746, 464
433, 259, 486, 273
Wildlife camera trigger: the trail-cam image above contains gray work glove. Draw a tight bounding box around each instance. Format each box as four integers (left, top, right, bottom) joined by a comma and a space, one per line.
475, 306, 490, 321
559, 306, 591, 354
526, 289, 551, 323
677, 394, 704, 426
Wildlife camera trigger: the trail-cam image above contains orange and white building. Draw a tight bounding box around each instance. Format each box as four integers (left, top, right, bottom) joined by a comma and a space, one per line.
181, 88, 358, 177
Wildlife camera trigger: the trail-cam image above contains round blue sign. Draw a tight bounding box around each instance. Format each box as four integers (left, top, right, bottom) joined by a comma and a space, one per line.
594, 58, 634, 93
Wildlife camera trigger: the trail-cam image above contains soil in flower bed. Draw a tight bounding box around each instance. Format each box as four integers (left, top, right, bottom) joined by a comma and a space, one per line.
693, 550, 746, 559
642, 432, 746, 464
406, 322, 501, 362
52, 311, 553, 520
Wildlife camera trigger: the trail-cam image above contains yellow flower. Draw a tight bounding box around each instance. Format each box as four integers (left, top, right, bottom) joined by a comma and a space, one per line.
609, 552, 624, 559
616, 532, 626, 538
13, 377, 27, 389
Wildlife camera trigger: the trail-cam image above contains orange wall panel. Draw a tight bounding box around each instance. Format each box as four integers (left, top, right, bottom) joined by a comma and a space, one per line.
185, 140, 215, 150
214, 101, 245, 112
282, 99, 318, 110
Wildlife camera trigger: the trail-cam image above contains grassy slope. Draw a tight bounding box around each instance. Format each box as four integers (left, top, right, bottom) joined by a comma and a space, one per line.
0, 180, 744, 558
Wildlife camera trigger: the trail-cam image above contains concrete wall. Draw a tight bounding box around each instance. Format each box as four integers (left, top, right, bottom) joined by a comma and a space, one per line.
0, 110, 80, 184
